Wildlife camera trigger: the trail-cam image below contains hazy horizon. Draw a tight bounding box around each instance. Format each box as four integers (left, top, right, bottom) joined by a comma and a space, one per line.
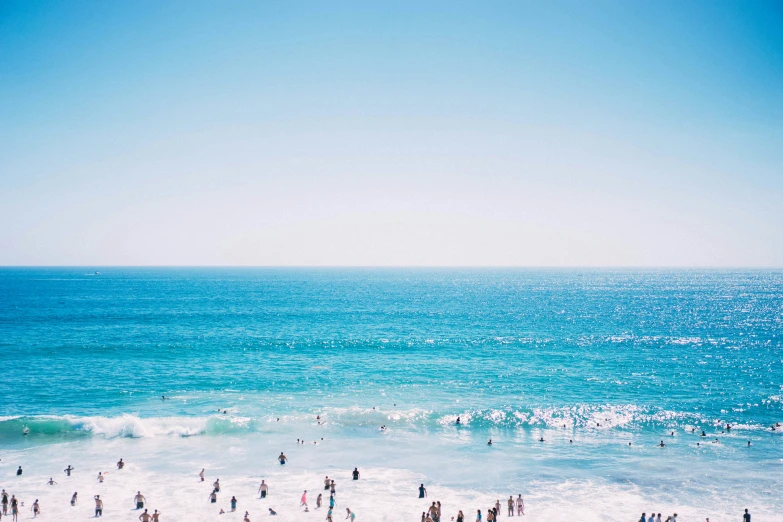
2, 1, 781, 267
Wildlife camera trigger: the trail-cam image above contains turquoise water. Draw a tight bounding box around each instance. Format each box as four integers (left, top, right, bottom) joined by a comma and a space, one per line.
1, 268, 781, 521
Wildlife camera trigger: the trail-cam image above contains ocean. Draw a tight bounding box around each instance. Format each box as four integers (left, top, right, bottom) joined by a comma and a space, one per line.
0, 268, 781, 522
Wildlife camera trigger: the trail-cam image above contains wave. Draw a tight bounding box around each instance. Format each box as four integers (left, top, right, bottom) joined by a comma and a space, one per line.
0, 414, 263, 440
2, 403, 776, 441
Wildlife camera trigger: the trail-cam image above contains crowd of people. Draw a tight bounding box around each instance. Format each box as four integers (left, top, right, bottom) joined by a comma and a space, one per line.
0, 458, 162, 520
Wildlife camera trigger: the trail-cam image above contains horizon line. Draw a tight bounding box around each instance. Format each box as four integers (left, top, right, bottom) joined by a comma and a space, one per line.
1, 265, 782, 270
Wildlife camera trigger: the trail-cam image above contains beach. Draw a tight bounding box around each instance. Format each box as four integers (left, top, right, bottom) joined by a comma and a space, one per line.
1, 268, 781, 521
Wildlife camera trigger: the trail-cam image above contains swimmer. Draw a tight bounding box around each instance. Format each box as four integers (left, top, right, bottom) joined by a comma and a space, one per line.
726, 424, 731, 431
713, 438, 719, 444
117, 458, 125, 469
301, 491, 308, 507
231, 496, 238, 512
748, 440, 751, 446
46, 478, 57, 485
244, 512, 251, 522
16, 466, 22, 476
487, 438, 492, 445
64, 465, 74, 476
659, 441, 666, 447
456, 416, 461, 425
199, 469, 205, 482
219, 509, 225, 514
539, 437, 544, 442
134, 491, 146, 509
139, 509, 152, 522
70, 492, 78, 506
629, 442, 632, 446
352, 468, 360, 480
345, 508, 355, 521
419, 484, 427, 498
268, 508, 277, 516
259, 480, 269, 498
701, 431, 706, 437
152, 510, 160, 521
569, 439, 573, 443
94, 495, 103, 517
278, 452, 287, 465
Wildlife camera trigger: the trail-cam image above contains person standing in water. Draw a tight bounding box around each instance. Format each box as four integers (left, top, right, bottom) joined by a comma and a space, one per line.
345, 508, 355, 521
117, 459, 124, 469
324, 476, 330, 490
31, 499, 40, 518
98, 472, 104, 483
134, 492, 146, 509
139, 509, 152, 522
64, 465, 74, 476
419, 484, 427, 498
258, 480, 269, 498
94, 495, 103, 517
507, 496, 514, 516
352, 468, 360, 480
10, 496, 18, 522
300, 491, 308, 507
316, 494, 322, 508
213, 479, 221, 492
516, 495, 524, 516
199, 469, 205, 482
16, 467, 22, 476
2, 490, 8, 515
46, 478, 57, 485
152, 510, 161, 521
330, 481, 336, 496
208, 490, 217, 504
476, 509, 482, 522
231, 496, 238, 512
70, 492, 78, 506
278, 452, 287, 465
743, 509, 751, 522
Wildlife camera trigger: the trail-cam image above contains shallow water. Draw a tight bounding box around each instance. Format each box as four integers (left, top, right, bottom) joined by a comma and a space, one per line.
1, 268, 781, 521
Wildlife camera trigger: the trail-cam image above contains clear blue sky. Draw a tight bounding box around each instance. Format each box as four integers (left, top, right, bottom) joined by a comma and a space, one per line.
1, 1, 781, 266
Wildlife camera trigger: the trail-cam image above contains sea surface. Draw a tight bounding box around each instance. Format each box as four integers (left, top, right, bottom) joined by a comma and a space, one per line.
0, 268, 781, 522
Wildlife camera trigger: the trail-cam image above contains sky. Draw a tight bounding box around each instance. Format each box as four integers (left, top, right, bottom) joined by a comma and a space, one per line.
1, 1, 782, 266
